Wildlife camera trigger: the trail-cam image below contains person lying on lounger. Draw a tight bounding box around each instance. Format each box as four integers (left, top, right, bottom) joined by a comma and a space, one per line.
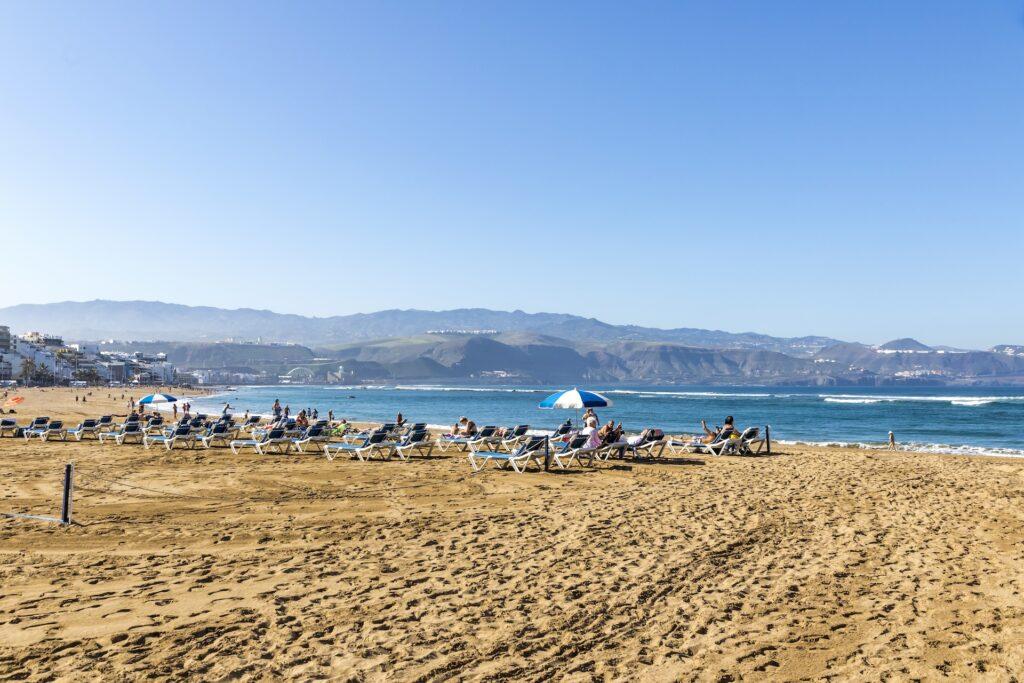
700, 416, 737, 444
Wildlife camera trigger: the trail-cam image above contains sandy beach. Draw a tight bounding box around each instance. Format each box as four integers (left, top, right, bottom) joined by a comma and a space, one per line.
1, 388, 1023, 680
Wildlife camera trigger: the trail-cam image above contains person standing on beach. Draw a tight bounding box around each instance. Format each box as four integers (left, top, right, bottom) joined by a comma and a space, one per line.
888, 431, 897, 450
173, 403, 178, 419
273, 399, 281, 418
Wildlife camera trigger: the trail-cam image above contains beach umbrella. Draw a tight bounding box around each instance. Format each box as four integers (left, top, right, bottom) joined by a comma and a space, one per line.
538, 388, 613, 427
538, 388, 613, 410
138, 393, 178, 405
3, 396, 24, 410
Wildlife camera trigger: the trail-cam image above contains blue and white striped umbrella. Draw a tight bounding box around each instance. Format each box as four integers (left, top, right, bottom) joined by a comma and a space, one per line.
538, 388, 613, 410
138, 393, 178, 405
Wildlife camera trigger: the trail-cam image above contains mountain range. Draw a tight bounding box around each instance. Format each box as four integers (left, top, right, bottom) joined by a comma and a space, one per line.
0, 300, 840, 355
2, 300, 1022, 386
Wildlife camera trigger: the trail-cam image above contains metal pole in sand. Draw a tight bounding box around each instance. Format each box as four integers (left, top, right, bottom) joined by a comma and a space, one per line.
60, 463, 74, 525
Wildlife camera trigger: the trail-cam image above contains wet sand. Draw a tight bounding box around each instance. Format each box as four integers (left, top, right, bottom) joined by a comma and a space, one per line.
1, 389, 1023, 680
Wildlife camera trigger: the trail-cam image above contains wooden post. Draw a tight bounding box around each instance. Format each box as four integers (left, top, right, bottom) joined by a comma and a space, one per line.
765, 425, 771, 455
60, 463, 74, 526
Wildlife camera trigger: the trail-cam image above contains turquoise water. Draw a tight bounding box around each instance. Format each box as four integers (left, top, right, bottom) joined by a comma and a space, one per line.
185, 384, 1024, 457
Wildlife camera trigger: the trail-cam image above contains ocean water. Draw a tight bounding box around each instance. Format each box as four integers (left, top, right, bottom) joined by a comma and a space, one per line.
184, 384, 1024, 458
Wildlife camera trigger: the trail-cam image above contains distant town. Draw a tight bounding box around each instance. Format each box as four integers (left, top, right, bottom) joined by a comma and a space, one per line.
0, 325, 178, 387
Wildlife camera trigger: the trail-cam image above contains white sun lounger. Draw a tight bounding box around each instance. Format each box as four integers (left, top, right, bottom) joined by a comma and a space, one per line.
98, 423, 144, 445
323, 431, 391, 461
199, 423, 238, 449
144, 424, 197, 450
230, 428, 291, 455
292, 426, 330, 453
67, 419, 101, 441
550, 434, 598, 469
437, 425, 498, 453
393, 430, 435, 460
468, 436, 548, 473
498, 425, 530, 452
25, 421, 66, 442
0, 418, 18, 438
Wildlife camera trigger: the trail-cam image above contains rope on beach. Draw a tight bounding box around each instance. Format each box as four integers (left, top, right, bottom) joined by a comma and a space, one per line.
76, 472, 213, 500
74, 468, 469, 504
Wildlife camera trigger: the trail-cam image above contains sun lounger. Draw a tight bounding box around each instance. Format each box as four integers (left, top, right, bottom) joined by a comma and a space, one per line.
704, 426, 765, 456
393, 429, 434, 460
67, 419, 101, 441
338, 423, 398, 444
199, 422, 238, 448
550, 434, 598, 469
552, 423, 573, 437
323, 431, 391, 461
25, 421, 66, 442
239, 415, 261, 431
230, 428, 291, 455
737, 427, 768, 455
468, 435, 548, 473
592, 439, 630, 461
144, 424, 197, 450
498, 425, 530, 451
0, 418, 18, 438
96, 415, 114, 432
437, 425, 498, 453
292, 425, 330, 453
98, 422, 144, 445
397, 422, 426, 438
143, 416, 165, 435
631, 430, 667, 459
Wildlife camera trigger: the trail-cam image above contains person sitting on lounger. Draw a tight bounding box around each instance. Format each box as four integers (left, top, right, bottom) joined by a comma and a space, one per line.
700, 416, 737, 444
451, 417, 477, 436
599, 421, 623, 445
396, 412, 406, 427
295, 410, 309, 429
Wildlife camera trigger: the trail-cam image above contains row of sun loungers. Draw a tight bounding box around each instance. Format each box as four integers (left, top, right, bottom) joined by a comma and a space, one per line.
2, 412, 770, 472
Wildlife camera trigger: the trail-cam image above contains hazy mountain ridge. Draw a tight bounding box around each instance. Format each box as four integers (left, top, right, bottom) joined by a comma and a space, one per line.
4, 301, 1023, 385
0, 300, 843, 354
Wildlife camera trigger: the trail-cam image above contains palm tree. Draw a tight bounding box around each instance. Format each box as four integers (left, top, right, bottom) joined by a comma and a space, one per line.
18, 358, 36, 384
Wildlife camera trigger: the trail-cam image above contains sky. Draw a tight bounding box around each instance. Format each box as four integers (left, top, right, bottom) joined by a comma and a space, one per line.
1, 2, 1022, 348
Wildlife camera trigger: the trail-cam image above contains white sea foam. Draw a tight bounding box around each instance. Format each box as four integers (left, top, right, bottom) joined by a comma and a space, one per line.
778, 439, 1024, 459
823, 398, 887, 404
821, 394, 1021, 406
604, 389, 781, 399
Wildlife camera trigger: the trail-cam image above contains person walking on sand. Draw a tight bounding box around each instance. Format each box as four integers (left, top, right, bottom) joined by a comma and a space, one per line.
888, 431, 897, 451
173, 403, 178, 419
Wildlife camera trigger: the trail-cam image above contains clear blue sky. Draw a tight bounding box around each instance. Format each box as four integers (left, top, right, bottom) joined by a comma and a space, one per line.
1, 2, 1021, 348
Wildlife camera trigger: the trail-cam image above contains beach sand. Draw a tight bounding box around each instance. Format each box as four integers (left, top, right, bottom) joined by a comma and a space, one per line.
1, 389, 1023, 680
